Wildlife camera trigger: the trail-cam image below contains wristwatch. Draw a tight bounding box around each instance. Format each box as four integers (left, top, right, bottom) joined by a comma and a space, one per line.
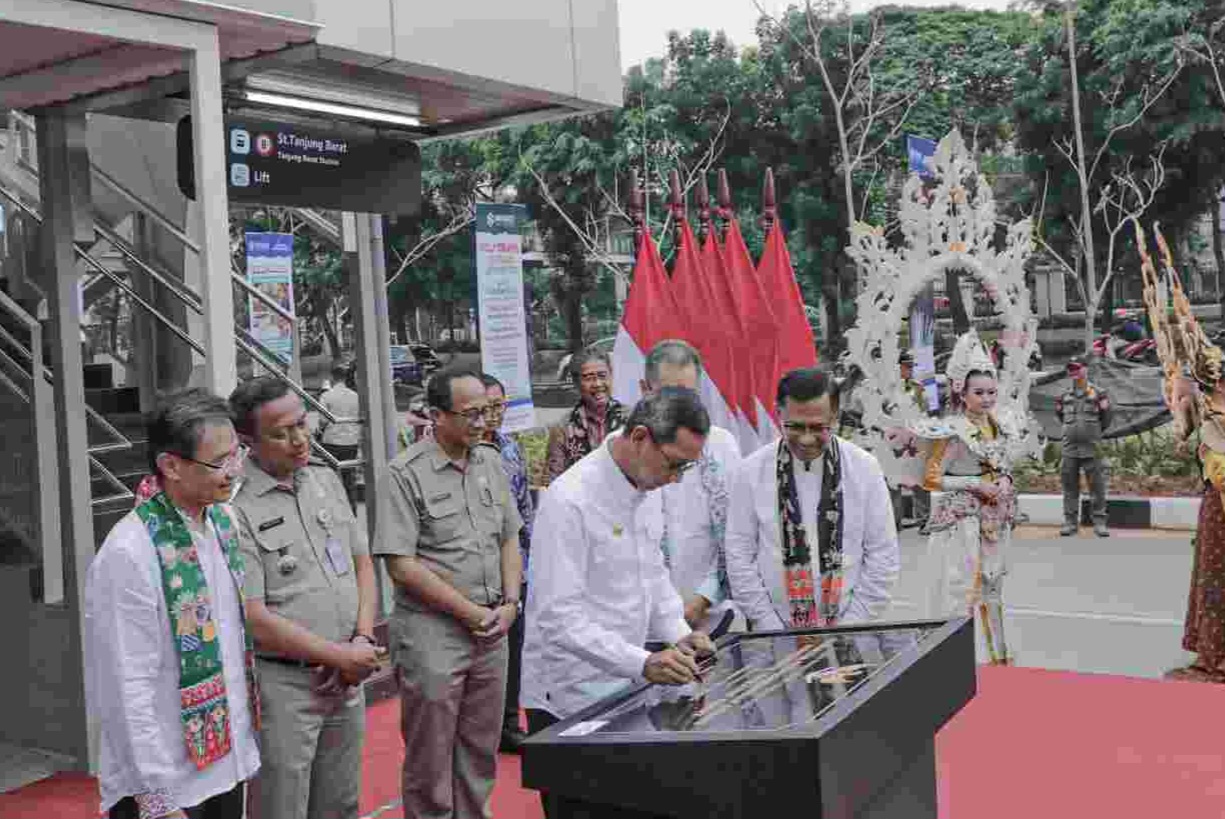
503, 598, 523, 616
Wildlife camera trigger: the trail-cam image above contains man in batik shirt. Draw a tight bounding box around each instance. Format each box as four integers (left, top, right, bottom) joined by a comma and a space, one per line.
480, 373, 535, 753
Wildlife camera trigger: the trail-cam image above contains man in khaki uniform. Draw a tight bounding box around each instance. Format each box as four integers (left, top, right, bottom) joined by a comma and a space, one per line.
228, 378, 384, 819
376, 369, 522, 819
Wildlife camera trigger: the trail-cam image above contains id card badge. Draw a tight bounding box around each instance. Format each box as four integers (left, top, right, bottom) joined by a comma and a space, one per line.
325, 536, 351, 576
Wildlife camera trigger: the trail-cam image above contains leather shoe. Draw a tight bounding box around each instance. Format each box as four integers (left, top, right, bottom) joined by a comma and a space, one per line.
1059, 522, 1077, 537
499, 727, 526, 754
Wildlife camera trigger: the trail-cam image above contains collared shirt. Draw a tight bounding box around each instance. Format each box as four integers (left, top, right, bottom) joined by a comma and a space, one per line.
523, 440, 690, 719
375, 438, 522, 609
616, 425, 741, 605
545, 399, 628, 482
85, 507, 260, 812
318, 384, 362, 447
230, 461, 368, 645
490, 430, 534, 572
1056, 382, 1112, 457
724, 438, 900, 631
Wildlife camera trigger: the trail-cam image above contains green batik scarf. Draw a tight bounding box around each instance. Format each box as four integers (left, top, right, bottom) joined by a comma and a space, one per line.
137, 492, 256, 770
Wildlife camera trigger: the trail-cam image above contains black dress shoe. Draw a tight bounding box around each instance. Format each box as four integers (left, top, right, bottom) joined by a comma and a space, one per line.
499, 727, 526, 754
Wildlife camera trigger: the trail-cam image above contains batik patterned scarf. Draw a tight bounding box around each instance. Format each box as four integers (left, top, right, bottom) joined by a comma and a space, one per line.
658, 446, 732, 601
137, 492, 257, 770
776, 439, 844, 627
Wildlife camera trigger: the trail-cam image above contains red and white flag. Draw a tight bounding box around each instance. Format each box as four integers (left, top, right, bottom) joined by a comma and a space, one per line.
701, 229, 760, 452
669, 220, 739, 435
611, 231, 685, 407
757, 220, 818, 380
724, 218, 782, 445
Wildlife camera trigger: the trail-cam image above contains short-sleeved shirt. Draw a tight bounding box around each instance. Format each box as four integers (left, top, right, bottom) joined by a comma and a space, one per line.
1056, 383, 1112, 457
230, 461, 369, 644
375, 438, 522, 611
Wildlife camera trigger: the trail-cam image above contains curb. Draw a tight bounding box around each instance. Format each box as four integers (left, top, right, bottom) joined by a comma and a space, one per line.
1015, 494, 1199, 530
903, 492, 1200, 530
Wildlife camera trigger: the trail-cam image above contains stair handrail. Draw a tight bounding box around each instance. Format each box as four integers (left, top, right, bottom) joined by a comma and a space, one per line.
1, 123, 360, 467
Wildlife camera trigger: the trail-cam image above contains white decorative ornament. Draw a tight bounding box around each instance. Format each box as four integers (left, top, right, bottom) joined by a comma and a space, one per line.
839, 130, 1043, 479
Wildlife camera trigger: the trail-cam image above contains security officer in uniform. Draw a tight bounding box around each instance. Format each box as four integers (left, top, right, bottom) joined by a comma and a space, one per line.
228, 377, 384, 819
1056, 356, 1112, 537
375, 368, 522, 819
892, 350, 932, 529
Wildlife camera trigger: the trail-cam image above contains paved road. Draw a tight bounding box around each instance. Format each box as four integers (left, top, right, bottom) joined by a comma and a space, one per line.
884, 525, 1195, 678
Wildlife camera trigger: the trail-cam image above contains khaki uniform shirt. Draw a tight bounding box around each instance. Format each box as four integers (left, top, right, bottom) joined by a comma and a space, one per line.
231, 461, 368, 645
375, 438, 522, 611
1056, 383, 1112, 458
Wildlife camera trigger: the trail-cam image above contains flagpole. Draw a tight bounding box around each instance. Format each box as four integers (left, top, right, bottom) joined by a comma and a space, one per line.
762, 167, 777, 233
717, 169, 732, 242
696, 174, 712, 243
629, 169, 645, 247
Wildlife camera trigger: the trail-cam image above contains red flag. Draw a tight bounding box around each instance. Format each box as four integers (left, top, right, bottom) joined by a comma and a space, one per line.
611, 232, 685, 407
757, 220, 818, 377
670, 221, 738, 435
701, 230, 759, 450
724, 218, 782, 431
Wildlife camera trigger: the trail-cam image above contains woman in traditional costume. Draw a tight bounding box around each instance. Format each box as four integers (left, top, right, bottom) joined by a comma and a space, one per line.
1138, 224, 1225, 682
911, 330, 1018, 665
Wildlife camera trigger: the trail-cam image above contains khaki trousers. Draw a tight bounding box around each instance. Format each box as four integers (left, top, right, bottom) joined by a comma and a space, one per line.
248, 660, 365, 819
391, 608, 509, 819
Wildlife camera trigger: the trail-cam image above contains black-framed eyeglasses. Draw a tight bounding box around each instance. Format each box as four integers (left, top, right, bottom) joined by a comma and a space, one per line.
647, 431, 697, 475
443, 405, 492, 426
179, 444, 249, 474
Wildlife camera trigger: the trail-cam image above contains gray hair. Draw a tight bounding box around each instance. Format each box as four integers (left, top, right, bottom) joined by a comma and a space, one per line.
146, 389, 233, 476
624, 386, 710, 444
644, 339, 704, 386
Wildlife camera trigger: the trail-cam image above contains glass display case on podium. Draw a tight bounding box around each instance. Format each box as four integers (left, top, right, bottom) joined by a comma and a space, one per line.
522, 617, 976, 819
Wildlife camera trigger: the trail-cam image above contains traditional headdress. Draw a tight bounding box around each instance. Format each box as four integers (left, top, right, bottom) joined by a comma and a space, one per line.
945, 329, 996, 395
1137, 220, 1224, 438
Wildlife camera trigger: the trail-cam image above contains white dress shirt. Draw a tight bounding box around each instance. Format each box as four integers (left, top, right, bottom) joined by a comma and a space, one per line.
660, 425, 741, 606
523, 440, 691, 719
725, 438, 900, 631
85, 507, 260, 812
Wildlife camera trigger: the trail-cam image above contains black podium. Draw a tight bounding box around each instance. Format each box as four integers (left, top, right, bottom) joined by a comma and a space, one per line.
522, 617, 976, 819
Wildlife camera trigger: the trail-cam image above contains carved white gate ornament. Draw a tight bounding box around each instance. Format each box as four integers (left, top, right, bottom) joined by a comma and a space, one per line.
839, 131, 1043, 477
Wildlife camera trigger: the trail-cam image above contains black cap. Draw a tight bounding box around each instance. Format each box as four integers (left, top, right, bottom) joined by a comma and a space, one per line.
898, 350, 915, 365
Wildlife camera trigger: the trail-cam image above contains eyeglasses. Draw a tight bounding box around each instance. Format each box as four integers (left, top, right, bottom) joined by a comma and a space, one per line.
783, 421, 832, 437
443, 405, 492, 426
485, 400, 508, 414
580, 371, 610, 384
262, 417, 310, 443
647, 431, 697, 476
180, 445, 249, 474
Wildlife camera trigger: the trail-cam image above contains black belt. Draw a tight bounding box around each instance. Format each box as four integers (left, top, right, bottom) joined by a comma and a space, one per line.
256, 655, 313, 669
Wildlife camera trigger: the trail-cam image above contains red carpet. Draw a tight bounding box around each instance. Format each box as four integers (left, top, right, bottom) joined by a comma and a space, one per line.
3, 667, 1223, 818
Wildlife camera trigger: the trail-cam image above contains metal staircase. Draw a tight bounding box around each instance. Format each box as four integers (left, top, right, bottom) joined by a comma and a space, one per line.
0, 112, 358, 583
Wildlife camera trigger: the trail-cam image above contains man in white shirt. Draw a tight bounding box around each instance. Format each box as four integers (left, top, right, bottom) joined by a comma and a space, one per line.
637, 340, 741, 635
86, 390, 260, 819
523, 387, 715, 817
726, 367, 899, 631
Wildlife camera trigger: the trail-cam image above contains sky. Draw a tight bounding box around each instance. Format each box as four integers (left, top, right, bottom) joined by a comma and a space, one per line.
617, 0, 1013, 71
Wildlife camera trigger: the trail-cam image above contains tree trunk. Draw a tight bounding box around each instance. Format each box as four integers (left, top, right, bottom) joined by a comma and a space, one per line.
1213, 199, 1225, 313
946, 268, 971, 336
316, 303, 341, 362
822, 283, 841, 357
563, 272, 586, 356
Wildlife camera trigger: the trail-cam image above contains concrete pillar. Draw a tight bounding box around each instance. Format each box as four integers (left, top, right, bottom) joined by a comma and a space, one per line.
188, 30, 236, 396
35, 109, 96, 767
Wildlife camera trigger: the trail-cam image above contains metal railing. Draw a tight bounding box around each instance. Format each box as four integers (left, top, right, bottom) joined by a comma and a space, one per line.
0, 115, 362, 475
